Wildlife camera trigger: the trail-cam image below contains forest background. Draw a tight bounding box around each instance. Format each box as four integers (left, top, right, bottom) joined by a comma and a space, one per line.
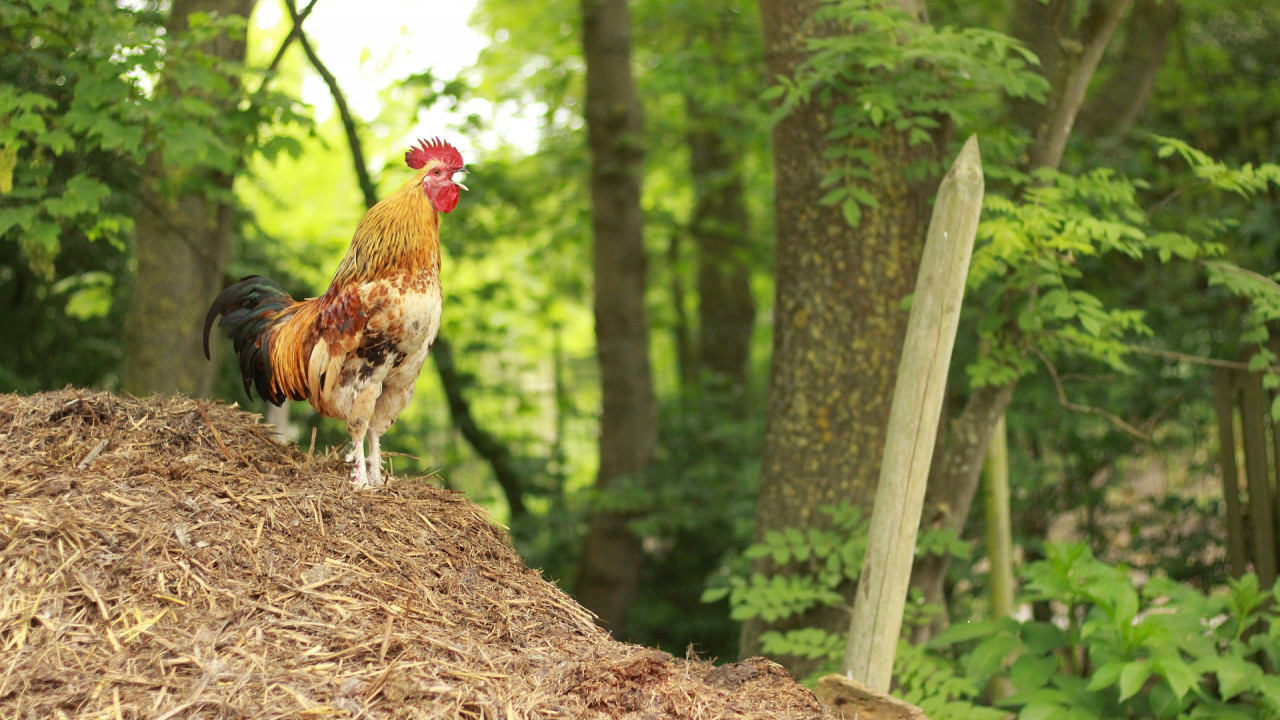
4, 0, 1280, 717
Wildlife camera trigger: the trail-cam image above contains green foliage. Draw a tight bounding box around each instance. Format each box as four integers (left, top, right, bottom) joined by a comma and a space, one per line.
968, 165, 1186, 386
1, 0, 150, 278
469, 0, 776, 657
0, 0, 307, 392
965, 138, 1280, 392
586, 390, 765, 656
705, 501, 972, 634
895, 641, 1007, 720
702, 503, 867, 625
716, 528, 1280, 720
932, 543, 1280, 720
703, 502, 995, 720
772, 0, 1048, 227
0, 0, 292, 277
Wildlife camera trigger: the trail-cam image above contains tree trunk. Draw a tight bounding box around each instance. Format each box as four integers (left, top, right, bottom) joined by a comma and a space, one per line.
575, 0, 657, 634
121, 0, 257, 397
687, 96, 755, 399
742, 0, 949, 676
1080, 0, 1180, 139
1021, 0, 1135, 170
668, 230, 697, 389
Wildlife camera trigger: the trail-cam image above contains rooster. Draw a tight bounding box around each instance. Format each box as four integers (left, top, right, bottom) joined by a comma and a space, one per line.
203, 138, 467, 488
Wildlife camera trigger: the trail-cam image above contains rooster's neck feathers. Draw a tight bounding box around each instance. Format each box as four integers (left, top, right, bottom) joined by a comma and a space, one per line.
330, 174, 441, 289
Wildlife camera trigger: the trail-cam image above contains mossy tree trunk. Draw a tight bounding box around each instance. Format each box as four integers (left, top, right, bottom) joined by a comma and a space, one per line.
121, 0, 257, 397
742, 0, 949, 676
575, 0, 658, 634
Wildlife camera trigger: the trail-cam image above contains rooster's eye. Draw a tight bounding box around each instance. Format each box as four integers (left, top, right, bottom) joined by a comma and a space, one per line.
432, 169, 442, 176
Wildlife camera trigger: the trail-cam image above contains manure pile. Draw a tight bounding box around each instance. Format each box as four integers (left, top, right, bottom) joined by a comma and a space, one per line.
0, 390, 831, 719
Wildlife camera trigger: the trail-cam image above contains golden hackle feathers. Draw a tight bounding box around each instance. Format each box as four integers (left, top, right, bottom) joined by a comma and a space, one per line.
329, 174, 441, 288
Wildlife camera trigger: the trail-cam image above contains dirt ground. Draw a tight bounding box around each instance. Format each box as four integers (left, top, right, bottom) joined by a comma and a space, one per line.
0, 390, 834, 719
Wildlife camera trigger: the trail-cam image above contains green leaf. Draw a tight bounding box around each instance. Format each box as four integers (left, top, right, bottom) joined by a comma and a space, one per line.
700, 586, 729, 603
1153, 656, 1198, 700
1118, 659, 1151, 702
1208, 654, 1262, 700
1020, 622, 1068, 654
1041, 288, 1075, 319
1079, 312, 1102, 336
841, 199, 862, 227
963, 633, 1019, 680
10, 111, 47, 134
760, 627, 844, 660
1010, 653, 1059, 693
39, 128, 75, 155
1147, 682, 1178, 719
1001, 687, 1071, 708
1017, 701, 1064, 720
929, 619, 1004, 647
1085, 660, 1123, 692
819, 188, 846, 206
847, 186, 879, 209
22, 219, 61, 280
43, 174, 112, 218
0, 144, 15, 194
259, 135, 304, 162
1258, 674, 1280, 710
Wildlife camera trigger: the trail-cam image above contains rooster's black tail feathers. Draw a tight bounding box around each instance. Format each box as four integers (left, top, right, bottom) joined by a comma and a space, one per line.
203, 275, 293, 405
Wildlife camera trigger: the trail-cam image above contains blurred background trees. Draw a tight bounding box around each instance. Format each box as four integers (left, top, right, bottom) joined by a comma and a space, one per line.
4, 0, 1280, 712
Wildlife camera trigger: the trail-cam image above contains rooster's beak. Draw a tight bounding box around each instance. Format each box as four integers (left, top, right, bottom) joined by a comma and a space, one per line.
456, 183, 469, 191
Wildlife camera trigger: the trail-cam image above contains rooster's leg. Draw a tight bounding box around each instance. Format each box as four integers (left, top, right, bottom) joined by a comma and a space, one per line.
366, 431, 385, 488
350, 435, 370, 489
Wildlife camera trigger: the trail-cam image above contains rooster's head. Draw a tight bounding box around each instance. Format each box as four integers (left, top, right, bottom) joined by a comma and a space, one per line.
405, 137, 467, 214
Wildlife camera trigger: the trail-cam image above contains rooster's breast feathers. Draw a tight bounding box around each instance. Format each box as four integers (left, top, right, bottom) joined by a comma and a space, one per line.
297, 271, 442, 424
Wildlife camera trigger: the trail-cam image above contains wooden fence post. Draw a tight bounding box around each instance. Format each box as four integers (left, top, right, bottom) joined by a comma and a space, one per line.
1211, 368, 1248, 579
841, 135, 984, 691
1240, 370, 1278, 588
983, 413, 1016, 701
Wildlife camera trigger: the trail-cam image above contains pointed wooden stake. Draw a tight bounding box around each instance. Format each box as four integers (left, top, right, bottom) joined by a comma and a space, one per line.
841, 135, 985, 692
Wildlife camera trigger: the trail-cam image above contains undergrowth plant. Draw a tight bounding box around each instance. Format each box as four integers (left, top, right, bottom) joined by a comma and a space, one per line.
931, 543, 1280, 720
702, 503, 996, 720
708, 523, 1280, 720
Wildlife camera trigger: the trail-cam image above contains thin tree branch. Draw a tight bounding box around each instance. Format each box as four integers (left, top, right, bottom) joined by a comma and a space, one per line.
1127, 345, 1251, 370
1034, 348, 1151, 441
432, 336, 528, 518
264, 0, 319, 78
249, 0, 320, 102
1143, 180, 1204, 222
283, 0, 378, 207
284, 6, 529, 517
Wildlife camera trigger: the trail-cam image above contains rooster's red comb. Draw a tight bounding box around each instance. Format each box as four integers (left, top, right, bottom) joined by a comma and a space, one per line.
405, 137, 464, 170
